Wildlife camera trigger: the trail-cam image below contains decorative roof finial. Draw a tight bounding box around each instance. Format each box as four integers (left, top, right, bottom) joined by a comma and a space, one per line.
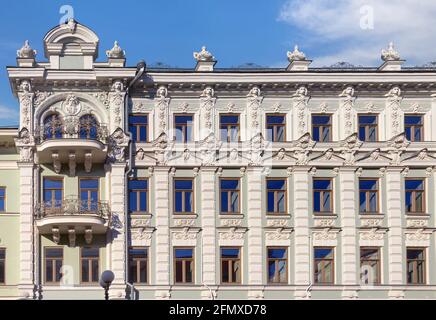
287, 45, 306, 62
17, 40, 37, 59
106, 41, 126, 59
381, 41, 400, 61
193, 46, 215, 62
67, 18, 77, 33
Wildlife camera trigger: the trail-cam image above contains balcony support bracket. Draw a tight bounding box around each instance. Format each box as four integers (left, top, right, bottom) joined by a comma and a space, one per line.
68, 227, 76, 247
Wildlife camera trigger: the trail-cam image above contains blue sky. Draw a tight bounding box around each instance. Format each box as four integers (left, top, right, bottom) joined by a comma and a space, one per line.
1, 0, 436, 126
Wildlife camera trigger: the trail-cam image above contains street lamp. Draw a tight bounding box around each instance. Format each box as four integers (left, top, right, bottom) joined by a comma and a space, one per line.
99, 270, 115, 301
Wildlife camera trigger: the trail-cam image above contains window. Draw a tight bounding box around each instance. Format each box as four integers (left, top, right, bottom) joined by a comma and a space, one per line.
405, 179, 425, 213
314, 247, 334, 284
174, 248, 194, 284
407, 248, 425, 285
405, 115, 423, 142
221, 247, 241, 284
174, 115, 193, 143
359, 179, 379, 213
266, 179, 286, 214
267, 248, 287, 284
129, 114, 148, 142
79, 115, 98, 139
266, 114, 286, 142
129, 247, 148, 284
81, 247, 99, 284
0, 187, 5, 212
44, 248, 63, 284
360, 248, 380, 285
312, 115, 332, 142
79, 178, 99, 212
220, 115, 240, 142
313, 179, 333, 213
43, 178, 63, 212
220, 179, 240, 214
128, 179, 148, 214
358, 115, 378, 142
0, 249, 5, 284
43, 114, 63, 139
174, 179, 194, 214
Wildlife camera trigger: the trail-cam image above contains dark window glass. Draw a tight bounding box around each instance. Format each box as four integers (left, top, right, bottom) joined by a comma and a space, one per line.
314, 248, 334, 284
267, 248, 287, 283
405, 179, 425, 213
220, 179, 240, 214
220, 115, 240, 142
43, 114, 63, 140
359, 179, 379, 213
407, 248, 425, 284
175, 115, 193, 143
129, 247, 148, 284
313, 179, 332, 213
404, 115, 423, 142
174, 179, 193, 213
129, 114, 148, 142
358, 115, 378, 142
81, 248, 99, 284
0, 249, 5, 284
267, 179, 286, 214
80, 179, 99, 212
0, 187, 5, 212
266, 115, 286, 142
128, 179, 148, 213
360, 248, 380, 285
221, 248, 241, 284
79, 115, 98, 139
45, 248, 63, 284
312, 115, 332, 142
174, 248, 194, 284
43, 178, 63, 210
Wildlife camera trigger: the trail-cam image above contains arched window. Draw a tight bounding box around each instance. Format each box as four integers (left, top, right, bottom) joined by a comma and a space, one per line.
79, 115, 98, 139
43, 114, 63, 140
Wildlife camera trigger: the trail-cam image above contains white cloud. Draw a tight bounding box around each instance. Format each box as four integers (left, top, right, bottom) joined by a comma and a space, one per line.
278, 0, 436, 66
0, 105, 19, 121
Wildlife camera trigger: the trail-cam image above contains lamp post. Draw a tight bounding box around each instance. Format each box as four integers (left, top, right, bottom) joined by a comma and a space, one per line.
99, 270, 115, 301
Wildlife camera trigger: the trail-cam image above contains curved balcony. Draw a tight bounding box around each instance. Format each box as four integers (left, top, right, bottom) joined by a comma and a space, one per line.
35, 198, 111, 245
34, 119, 109, 166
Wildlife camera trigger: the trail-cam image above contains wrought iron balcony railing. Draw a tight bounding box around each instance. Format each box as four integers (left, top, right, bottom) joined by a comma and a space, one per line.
35, 198, 111, 220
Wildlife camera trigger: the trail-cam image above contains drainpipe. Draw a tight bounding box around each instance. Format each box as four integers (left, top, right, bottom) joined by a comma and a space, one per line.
123, 61, 146, 299
306, 233, 312, 298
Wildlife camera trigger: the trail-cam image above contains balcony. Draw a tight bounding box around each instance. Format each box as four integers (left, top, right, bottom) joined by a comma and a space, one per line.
35, 197, 111, 246
34, 118, 109, 172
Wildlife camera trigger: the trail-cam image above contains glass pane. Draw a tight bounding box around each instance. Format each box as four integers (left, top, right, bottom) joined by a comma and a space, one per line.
81, 260, 89, 282
0, 188, 4, 197
266, 127, 273, 141
312, 115, 331, 125
405, 127, 412, 140
140, 262, 147, 283
186, 125, 192, 142
129, 125, 137, 141
407, 249, 423, 260
313, 192, 321, 212
321, 127, 330, 142
267, 115, 285, 124
129, 179, 148, 189
359, 116, 377, 125
221, 192, 228, 213
55, 260, 63, 282
368, 127, 377, 142
276, 126, 285, 142
405, 116, 422, 125
267, 192, 274, 212
175, 126, 183, 142
175, 180, 193, 190
139, 191, 147, 211
129, 191, 137, 212
175, 192, 183, 212
406, 180, 423, 190
359, 192, 367, 212
80, 179, 98, 189
0, 199, 4, 211
184, 192, 193, 212
359, 127, 366, 141
414, 128, 422, 141
129, 115, 148, 124
44, 179, 63, 189
175, 249, 193, 259
230, 192, 239, 212
220, 115, 239, 124
369, 192, 377, 212
360, 180, 377, 190
313, 179, 331, 190
139, 126, 147, 142
267, 180, 285, 190
405, 192, 412, 212
322, 192, 331, 211
175, 261, 183, 282
277, 192, 285, 212
175, 115, 193, 124
312, 127, 320, 142
268, 261, 276, 282
221, 260, 229, 282
46, 261, 53, 282
129, 248, 148, 258
92, 260, 99, 282
221, 179, 239, 190
0, 261, 4, 283
315, 248, 333, 259
278, 260, 287, 283
233, 261, 241, 282
185, 261, 193, 283
82, 248, 99, 258
221, 248, 240, 258
268, 249, 286, 259
46, 248, 63, 258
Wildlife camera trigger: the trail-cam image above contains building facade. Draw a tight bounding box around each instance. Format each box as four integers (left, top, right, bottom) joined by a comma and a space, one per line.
1, 20, 436, 299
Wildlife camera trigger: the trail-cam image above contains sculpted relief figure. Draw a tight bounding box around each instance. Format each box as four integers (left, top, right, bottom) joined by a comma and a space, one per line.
193, 46, 215, 62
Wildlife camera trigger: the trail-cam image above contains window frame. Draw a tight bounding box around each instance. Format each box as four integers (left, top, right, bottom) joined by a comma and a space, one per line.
78, 177, 100, 212
173, 178, 195, 214
314, 247, 335, 285
0, 186, 6, 212
360, 247, 381, 285
313, 178, 334, 214
406, 247, 426, 285
359, 178, 379, 214
219, 178, 241, 214
44, 247, 64, 285
404, 114, 424, 142
266, 114, 287, 142
311, 114, 332, 142
128, 246, 149, 284
174, 114, 194, 143
42, 177, 64, 213
266, 178, 287, 215
358, 114, 378, 142
80, 247, 100, 285
43, 113, 63, 140
129, 113, 149, 143
0, 248, 5, 285
405, 178, 426, 214
128, 178, 149, 214
220, 247, 242, 284
219, 113, 240, 143
173, 247, 195, 284
267, 247, 288, 285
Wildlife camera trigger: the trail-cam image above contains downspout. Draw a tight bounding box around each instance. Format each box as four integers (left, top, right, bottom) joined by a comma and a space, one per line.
306, 233, 312, 298
123, 61, 146, 299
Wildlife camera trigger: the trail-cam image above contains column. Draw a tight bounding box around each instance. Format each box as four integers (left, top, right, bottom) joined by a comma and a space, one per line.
200, 168, 217, 298
108, 163, 127, 299
18, 162, 34, 299
246, 167, 263, 298
154, 167, 171, 299
339, 168, 358, 298
293, 167, 311, 298
386, 168, 404, 297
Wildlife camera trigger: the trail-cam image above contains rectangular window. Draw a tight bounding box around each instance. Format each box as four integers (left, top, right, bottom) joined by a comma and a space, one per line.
266, 179, 286, 214
360, 248, 380, 285
267, 248, 288, 284
81, 247, 99, 284
359, 179, 379, 213
43, 178, 63, 212
405, 179, 425, 213
0, 187, 5, 212
405, 115, 423, 142
79, 178, 99, 212
129, 247, 148, 284
407, 248, 426, 285
221, 247, 241, 284
128, 179, 148, 214
358, 115, 378, 142
220, 179, 240, 214
174, 179, 194, 214
0, 249, 5, 284
174, 115, 193, 143
313, 179, 333, 213
174, 248, 194, 284
314, 247, 334, 284
312, 115, 332, 142
129, 114, 148, 143
44, 248, 63, 284
220, 114, 240, 142
266, 114, 286, 142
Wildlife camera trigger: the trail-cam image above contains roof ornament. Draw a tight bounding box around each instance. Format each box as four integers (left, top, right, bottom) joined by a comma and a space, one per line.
381, 42, 400, 61
193, 46, 215, 62
67, 18, 77, 33
106, 41, 126, 59
17, 40, 36, 59
287, 45, 306, 61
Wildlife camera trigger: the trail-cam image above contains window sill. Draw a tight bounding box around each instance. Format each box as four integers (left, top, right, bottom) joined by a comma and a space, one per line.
313, 213, 337, 217
173, 213, 198, 219
266, 213, 291, 217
